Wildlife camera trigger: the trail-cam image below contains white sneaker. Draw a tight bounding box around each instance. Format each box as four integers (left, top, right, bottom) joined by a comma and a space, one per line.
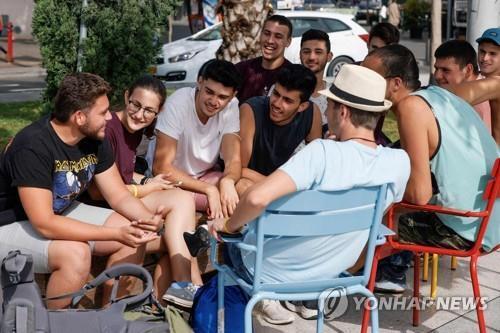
284, 301, 318, 320
257, 300, 295, 325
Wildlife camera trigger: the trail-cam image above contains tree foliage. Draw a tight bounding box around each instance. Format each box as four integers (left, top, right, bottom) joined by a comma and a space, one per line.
33, 0, 180, 109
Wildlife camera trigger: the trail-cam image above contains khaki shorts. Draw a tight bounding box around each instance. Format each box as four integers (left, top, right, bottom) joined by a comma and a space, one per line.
0, 201, 113, 273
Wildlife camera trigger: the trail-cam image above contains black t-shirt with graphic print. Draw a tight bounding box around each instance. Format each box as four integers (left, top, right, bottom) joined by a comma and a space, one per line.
0, 115, 114, 225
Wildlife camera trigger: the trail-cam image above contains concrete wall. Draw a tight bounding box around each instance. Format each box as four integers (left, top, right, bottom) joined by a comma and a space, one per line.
0, 0, 35, 39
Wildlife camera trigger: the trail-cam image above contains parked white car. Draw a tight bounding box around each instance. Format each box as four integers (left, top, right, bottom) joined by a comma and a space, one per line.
153, 10, 369, 88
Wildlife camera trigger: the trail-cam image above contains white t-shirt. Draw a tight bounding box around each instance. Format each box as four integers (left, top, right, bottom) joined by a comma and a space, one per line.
154, 87, 240, 177
241, 139, 410, 283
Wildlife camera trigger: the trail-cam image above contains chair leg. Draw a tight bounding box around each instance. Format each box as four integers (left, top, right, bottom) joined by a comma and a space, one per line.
245, 297, 260, 333
361, 248, 380, 333
422, 253, 429, 281
470, 254, 486, 333
369, 296, 379, 333
451, 256, 457, 270
217, 272, 225, 332
431, 254, 439, 299
413, 253, 421, 327
317, 296, 325, 333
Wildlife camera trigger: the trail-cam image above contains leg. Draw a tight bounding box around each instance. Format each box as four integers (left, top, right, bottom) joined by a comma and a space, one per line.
235, 178, 254, 197
451, 256, 457, 270
93, 212, 147, 304
46, 240, 91, 309
142, 189, 198, 283
412, 253, 421, 327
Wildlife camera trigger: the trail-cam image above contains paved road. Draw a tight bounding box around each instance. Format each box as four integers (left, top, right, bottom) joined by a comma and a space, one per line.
0, 76, 45, 103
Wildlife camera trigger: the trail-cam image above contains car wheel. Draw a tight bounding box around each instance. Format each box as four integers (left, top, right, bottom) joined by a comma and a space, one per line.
326, 56, 354, 77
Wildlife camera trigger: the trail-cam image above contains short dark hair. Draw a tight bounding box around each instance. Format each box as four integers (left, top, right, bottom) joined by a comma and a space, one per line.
434, 40, 479, 75
368, 44, 421, 91
53, 73, 111, 123
301, 29, 331, 53
198, 59, 242, 91
369, 23, 400, 46
275, 64, 316, 102
264, 14, 293, 38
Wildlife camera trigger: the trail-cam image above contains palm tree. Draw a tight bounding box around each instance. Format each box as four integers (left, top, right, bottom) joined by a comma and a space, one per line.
216, 0, 273, 62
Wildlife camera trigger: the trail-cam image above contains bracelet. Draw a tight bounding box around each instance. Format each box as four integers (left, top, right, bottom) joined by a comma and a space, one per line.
130, 184, 138, 197
140, 176, 149, 185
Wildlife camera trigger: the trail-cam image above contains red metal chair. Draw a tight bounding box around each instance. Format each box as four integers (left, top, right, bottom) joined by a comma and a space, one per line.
361, 158, 500, 333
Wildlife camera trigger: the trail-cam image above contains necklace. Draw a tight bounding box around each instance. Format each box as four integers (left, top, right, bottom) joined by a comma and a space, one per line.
343, 137, 377, 143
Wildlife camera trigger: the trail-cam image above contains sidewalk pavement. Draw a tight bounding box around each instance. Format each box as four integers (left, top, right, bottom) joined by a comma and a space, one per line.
0, 38, 45, 78
254, 251, 500, 332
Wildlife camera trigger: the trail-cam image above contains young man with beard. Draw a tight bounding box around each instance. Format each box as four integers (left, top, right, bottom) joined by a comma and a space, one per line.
300, 29, 333, 134
151, 59, 242, 220
362, 45, 500, 292
236, 15, 293, 104
476, 28, 500, 144
0, 73, 164, 309
434, 39, 491, 132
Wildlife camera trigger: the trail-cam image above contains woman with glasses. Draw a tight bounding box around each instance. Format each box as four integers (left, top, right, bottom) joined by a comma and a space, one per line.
88, 75, 202, 302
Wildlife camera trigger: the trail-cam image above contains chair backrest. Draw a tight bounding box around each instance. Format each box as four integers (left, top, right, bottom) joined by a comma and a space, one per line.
474, 158, 500, 249
249, 184, 388, 292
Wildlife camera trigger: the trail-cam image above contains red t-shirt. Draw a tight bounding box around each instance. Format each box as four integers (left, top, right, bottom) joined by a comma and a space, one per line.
235, 56, 291, 104
105, 112, 143, 184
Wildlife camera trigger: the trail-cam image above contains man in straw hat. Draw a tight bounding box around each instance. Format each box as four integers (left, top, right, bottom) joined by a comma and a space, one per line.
207, 64, 410, 318
362, 44, 500, 293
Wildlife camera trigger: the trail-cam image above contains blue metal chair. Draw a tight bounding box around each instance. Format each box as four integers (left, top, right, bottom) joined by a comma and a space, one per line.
210, 184, 389, 333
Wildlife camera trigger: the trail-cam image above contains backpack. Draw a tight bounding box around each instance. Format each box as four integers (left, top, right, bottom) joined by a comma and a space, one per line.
0, 250, 184, 333
190, 275, 249, 333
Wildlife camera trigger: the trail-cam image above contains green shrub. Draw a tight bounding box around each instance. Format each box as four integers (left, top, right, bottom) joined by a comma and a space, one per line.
32, 0, 180, 110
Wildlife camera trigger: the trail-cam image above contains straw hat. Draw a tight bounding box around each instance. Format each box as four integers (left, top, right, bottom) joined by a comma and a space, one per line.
319, 64, 392, 112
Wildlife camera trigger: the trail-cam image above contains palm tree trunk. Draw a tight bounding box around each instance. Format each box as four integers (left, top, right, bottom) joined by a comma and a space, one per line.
216, 0, 273, 63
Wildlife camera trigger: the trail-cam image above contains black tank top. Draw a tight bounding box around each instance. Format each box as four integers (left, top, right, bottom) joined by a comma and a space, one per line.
246, 96, 314, 176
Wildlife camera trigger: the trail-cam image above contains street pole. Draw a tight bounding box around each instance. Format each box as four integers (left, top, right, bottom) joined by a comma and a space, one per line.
446, 0, 452, 40
77, 0, 88, 72
430, 0, 442, 74
467, 0, 500, 48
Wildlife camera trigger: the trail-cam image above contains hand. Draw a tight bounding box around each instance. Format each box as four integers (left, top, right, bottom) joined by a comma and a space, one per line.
206, 186, 223, 220
207, 217, 226, 241
143, 173, 179, 194
134, 205, 166, 232
219, 178, 239, 218
117, 224, 159, 247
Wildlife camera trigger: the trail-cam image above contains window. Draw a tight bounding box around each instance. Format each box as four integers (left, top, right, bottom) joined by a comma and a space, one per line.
322, 19, 350, 33
189, 24, 222, 41
289, 18, 326, 38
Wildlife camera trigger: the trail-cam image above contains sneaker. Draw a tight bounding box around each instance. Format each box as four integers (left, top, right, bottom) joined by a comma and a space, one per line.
283, 301, 318, 320
374, 279, 406, 294
257, 300, 294, 325
162, 282, 200, 308
183, 225, 210, 257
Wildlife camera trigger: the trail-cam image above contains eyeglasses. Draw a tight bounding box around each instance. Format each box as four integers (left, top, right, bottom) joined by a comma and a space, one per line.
128, 100, 158, 119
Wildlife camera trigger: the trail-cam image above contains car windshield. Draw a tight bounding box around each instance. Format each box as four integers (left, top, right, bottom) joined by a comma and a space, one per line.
188, 25, 222, 41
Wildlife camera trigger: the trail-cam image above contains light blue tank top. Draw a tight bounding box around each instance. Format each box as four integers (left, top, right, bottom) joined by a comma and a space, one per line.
412, 85, 499, 251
